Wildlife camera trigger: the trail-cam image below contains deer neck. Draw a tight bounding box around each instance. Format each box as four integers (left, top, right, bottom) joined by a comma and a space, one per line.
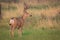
22, 15, 27, 20
22, 8, 28, 20
22, 12, 27, 20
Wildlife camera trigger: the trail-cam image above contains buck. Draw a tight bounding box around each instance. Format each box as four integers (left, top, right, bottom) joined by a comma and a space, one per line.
9, 3, 32, 37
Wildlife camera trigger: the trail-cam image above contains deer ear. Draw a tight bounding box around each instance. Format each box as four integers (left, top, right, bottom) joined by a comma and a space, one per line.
24, 2, 30, 9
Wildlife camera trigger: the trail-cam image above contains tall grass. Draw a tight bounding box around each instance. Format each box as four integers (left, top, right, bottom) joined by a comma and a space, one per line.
0, 1, 60, 40
29, 2, 60, 10
2, 5, 17, 11
0, 21, 60, 40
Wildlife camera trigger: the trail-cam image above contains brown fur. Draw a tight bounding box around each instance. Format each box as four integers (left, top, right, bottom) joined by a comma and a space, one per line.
9, 2, 32, 37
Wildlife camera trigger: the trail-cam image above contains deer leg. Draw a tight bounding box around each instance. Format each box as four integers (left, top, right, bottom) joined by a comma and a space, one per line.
10, 26, 15, 39
18, 27, 23, 37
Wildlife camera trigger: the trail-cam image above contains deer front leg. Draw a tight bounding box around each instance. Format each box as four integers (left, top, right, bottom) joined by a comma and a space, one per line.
10, 26, 15, 39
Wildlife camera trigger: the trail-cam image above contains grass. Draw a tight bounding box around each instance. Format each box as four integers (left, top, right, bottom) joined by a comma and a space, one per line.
29, 2, 60, 10
30, 5, 49, 10
0, 1, 60, 40
2, 6, 17, 11
0, 21, 60, 40
1, 1, 60, 11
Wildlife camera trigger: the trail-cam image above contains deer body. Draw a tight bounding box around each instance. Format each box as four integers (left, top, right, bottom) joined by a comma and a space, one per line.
9, 2, 32, 37
10, 17, 24, 29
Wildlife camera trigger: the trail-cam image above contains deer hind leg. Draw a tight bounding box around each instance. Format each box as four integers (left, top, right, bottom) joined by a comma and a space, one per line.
18, 27, 23, 37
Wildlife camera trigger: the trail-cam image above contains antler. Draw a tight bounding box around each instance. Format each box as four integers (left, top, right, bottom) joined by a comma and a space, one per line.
24, 2, 30, 10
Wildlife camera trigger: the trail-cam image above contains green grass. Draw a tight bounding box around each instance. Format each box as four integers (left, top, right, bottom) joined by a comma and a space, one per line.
0, 23, 60, 40
2, 6, 17, 11
29, 2, 60, 10
30, 5, 49, 10
0, 1, 60, 40
0, 16, 60, 40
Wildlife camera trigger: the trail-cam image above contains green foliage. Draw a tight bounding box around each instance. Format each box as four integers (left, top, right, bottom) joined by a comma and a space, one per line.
49, 2, 60, 7
2, 6, 17, 11
29, 2, 60, 10
30, 5, 49, 10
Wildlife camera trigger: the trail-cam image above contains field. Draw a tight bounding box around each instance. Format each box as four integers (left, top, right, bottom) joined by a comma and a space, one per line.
0, 20, 60, 40
0, 0, 60, 40
0, 16, 60, 40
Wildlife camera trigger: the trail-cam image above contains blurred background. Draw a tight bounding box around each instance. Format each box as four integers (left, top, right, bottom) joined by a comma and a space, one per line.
0, 0, 60, 40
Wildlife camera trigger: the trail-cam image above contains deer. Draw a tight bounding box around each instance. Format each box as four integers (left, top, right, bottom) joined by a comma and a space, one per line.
9, 2, 32, 38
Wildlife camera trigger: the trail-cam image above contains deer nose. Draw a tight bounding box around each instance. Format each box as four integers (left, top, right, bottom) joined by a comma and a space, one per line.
30, 15, 32, 17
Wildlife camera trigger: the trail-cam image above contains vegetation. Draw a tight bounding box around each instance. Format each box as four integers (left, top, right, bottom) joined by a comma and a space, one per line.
0, 0, 60, 40
0, 19, 60, 40
2, 6, 17, 11
0, 0, 19, 3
